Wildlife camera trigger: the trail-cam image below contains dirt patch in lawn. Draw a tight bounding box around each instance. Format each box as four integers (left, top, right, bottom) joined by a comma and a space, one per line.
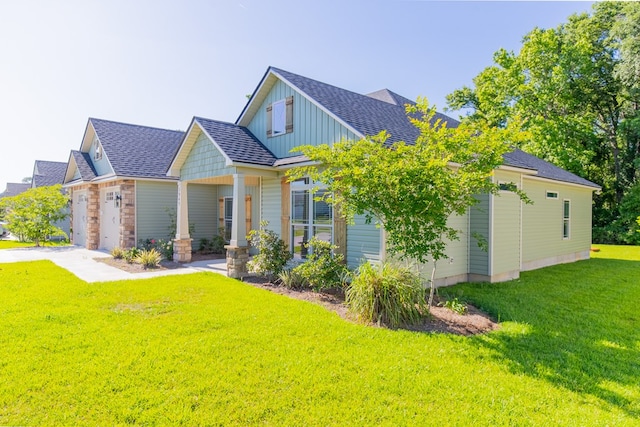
242, 276, 499, 336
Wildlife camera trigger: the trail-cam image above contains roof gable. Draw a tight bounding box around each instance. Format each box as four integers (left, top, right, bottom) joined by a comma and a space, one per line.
0, 182, 30, 198
32, 160, 67, 187
89, 118, 184, 179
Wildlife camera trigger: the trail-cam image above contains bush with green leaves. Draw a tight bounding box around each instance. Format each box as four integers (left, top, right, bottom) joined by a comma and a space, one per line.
136, 248, 162, 269
198, 235, 225, 254
247, 221, 292, 281
292, 236, 348, 291
111, 247, 125, 259
439, 297, 467, 315
346, 262, 427, 328
139, 238, 173, 260
123, 247, 141, 264
278, 269, 306, 290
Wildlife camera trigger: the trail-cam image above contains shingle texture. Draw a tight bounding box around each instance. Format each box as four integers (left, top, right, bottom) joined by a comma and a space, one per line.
0, 183, 30, 198
90, 118, 184, 178
70, 150, 98, 181
195, 117, 277, 166
32, 160, 67, 187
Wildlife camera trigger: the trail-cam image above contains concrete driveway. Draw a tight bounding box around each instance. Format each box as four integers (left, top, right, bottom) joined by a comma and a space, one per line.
0, 245, 228, 283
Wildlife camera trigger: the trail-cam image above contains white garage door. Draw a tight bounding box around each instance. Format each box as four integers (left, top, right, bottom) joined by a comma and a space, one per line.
73, 191, 87, 246
100, 188, 121, 250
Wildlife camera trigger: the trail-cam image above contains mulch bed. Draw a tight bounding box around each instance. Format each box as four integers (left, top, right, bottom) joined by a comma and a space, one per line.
97, 254, 499, 335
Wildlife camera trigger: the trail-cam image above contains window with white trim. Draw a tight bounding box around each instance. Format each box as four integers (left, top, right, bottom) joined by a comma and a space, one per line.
563, 199, 570, 239
94, 139, 102, 160
498, 181, 517, 192
290, 178, 332, 259
546, 191, 559, 199
224, 197, 233, 241
266, 96, 293, 137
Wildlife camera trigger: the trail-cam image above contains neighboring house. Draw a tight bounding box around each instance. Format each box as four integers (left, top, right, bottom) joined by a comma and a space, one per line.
0, 183, 30, 199
168, 66, 600, 282
31, 160, 71, 239
63, 118, 184, 251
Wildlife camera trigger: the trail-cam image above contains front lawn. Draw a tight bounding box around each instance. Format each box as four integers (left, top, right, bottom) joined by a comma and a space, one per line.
0, 240, 70, 249
0, 246, 638, 425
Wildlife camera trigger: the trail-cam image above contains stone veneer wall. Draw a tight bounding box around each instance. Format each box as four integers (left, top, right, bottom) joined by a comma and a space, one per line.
118, 180, 136, 249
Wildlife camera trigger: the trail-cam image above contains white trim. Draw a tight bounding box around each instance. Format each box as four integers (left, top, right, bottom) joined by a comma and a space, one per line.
497, 164, 538, 175
563, 199, 571, 240
519, 174, 523, 270
545, 190, 559, 199
488, 179, 495, 277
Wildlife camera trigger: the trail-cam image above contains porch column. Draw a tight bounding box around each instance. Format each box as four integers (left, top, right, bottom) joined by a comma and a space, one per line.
225, 173, 249, 278
173, 180, 192, 262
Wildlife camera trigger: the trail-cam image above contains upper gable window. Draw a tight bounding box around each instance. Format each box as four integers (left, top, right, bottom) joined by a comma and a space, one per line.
94, 139, 102, 161
267, 96, 293, 137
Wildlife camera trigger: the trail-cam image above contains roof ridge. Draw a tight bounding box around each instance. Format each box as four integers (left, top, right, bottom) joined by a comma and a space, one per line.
89, 117, 184, 134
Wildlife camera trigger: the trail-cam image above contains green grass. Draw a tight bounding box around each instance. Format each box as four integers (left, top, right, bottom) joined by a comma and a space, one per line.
1, 245, 639, 425
0, 240, 70, 249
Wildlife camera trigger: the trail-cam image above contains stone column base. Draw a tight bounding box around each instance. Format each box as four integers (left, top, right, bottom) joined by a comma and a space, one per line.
225, 245, 249, 279
173, 238, 193, 263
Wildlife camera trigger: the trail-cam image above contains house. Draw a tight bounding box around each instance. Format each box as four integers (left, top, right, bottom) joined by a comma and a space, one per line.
62, 118, 184, 250
0, 183, 30, 199
168, 66, 600, 282
31, 160, 71, 239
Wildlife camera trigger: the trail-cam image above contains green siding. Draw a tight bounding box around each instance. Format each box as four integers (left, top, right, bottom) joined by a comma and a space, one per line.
346, 215, 381, 268
469, 194, 490, 275
136, 181, 179, 242
522, 179, 593, 263
187, 184, 218, 250
247, 80, 359, 158
491, 170, 522, 275
261, 178, 281, 236
181, 132, 235, 181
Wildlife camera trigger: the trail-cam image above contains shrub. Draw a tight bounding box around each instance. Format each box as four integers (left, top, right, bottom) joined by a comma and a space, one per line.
439, 297, 467, 315
247, 221, 292, 281
136, 248, 162, 269
198, 235, 225, 254
139, 238, 173, 260
346, 262, 427, 328
123, 247, 141, 264
292, 236, 348, 291
278, 269, 306, 290
111, 247, 125, 259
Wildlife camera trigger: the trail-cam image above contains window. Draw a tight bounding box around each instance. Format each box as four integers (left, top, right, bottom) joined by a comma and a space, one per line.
224, 197, 233, 241
290, 178, 332, 259
94, 139, 102, 160
546, 191, 559, 199
498, 181, 517, 192
563, 200, 570, 239
266, 96, 293, 137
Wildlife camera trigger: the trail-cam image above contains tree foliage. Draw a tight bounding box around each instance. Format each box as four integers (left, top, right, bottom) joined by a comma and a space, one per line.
288, 99, 520, 266
0, 184, 69, 245
447, 3, 640, 242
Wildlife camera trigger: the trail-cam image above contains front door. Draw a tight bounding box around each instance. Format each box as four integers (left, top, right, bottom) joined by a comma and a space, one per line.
100, 187, 121, 250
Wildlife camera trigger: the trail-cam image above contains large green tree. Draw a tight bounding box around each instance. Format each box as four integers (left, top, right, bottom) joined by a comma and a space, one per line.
447, 2, 640, 242
289, 100, 522, 306
0, 184, 69, 245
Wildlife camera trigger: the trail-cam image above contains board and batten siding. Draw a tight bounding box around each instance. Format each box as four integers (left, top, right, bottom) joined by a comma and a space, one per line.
246, 80, 359, 158
491, 170, 522, 278
261, 177, 282, 236
346, 215, 381, 268
469, 193, 490, 276
136, 181, 179, 242
180, 131, 235, 181
187, 184, 218, 250
90, 135, 113, 177
521, 179, 593, 268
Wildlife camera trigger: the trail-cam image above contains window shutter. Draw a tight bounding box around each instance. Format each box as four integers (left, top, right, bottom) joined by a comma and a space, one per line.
245, 195, 252, 236
285, 96, 294, 134
333, 202, 347, 261
266, 103, 273, 137
281, 177, 290, 250
218, 198, 225, 235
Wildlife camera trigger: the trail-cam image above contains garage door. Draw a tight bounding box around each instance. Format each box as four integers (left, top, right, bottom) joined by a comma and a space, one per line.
73, 191, 87, 246
100, 188, 121, 250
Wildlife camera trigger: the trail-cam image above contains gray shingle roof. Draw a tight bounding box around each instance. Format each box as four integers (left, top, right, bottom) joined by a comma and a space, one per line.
32, 160, 67, 187
0, 183, 30, 198
503, 149, 600, 189
267, 67, 459, 146
70, 150, 98, 181
90, 118, 184, 179
194, 117, 277, 166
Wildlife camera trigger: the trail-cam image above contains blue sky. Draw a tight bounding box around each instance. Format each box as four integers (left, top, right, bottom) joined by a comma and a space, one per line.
0, 0, 593, 189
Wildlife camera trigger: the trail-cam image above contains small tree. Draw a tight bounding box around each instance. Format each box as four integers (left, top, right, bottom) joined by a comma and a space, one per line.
0, 184, 69, 246
289, 99, 525, 308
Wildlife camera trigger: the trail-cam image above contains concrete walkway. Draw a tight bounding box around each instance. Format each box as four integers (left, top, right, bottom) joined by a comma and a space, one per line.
0, 245, 229, 283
